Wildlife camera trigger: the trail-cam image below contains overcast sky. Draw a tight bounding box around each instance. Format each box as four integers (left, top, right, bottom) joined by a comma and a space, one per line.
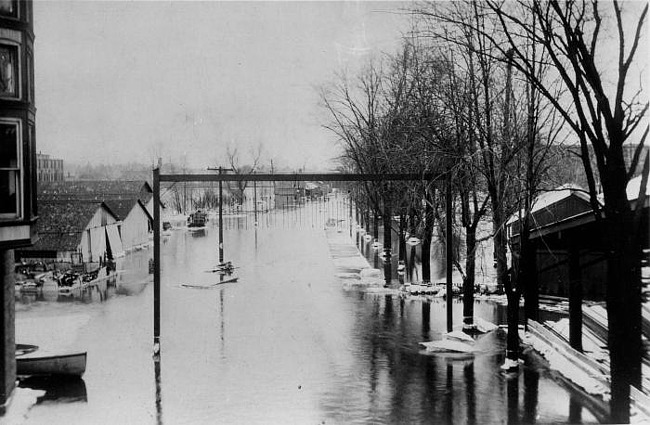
34, 1, 410, 170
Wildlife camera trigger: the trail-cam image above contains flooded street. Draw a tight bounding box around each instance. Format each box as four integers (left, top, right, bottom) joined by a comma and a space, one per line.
13, 205, 603, 424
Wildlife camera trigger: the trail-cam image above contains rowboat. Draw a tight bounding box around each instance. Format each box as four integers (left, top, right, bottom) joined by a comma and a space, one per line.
16, 344, 87, 377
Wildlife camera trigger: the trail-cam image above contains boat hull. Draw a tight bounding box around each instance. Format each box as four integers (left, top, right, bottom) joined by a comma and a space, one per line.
17, 352, 87, 377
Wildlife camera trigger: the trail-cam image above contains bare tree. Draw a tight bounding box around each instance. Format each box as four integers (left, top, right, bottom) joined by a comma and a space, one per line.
477, 1, 649, 420
225, 144, 262, 209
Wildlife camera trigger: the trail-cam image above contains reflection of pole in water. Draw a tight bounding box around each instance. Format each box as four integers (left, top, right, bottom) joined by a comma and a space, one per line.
445, 363, 453, 423
522, 367, 539, 424
421, 301, 430, 338
220, 288, 225, 358
507, 374, 519, 424
154, 356, 163, 425
464, 362, 476, 425
568, 394, 582, 423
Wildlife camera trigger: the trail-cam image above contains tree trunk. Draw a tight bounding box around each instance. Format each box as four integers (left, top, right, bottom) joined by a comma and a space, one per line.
463, 226, 477, 329
523, 239, 539, 324
399, 214, 406, 263
383, 203, 392, 286
383, 203, 392, 257
495, 205, 518, 361
568, 244, 583, 352
605, 192, 642, 423
373, 212, 379, 241
422, 191, 434, 284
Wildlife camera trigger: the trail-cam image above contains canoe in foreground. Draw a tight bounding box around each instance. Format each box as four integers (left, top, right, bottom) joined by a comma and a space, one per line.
17, 351, 87, 377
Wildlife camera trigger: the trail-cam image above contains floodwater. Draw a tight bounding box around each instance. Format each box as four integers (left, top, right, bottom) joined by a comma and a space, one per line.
13, 200, 604, 424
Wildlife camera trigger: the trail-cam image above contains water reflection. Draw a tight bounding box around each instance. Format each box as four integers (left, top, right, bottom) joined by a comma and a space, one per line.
18, 376, 87, 405
154, 358, 163, 425
14, 209, 606, 424
523, 367, 539, 424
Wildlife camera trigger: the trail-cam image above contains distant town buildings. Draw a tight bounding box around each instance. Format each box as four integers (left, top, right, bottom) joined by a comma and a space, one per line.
36, 152, 64, 182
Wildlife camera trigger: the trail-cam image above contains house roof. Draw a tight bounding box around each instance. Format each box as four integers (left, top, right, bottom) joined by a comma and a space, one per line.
25, 200, 117, 251
39, 180, 153, 203
507, 185, 592, 225
105, 198, 153, 222
104, 199, 138, 221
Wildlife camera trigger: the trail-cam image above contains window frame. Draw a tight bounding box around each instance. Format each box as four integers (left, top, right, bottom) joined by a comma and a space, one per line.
0, 117, 22, 220
0, 0, 19, 20
0, 41, 20, 100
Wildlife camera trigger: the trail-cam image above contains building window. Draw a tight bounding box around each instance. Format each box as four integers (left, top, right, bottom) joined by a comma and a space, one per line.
0, 120, 21, 218
0, 44, 17, 97
0, 0, 17, 19
27, 51, 33, 102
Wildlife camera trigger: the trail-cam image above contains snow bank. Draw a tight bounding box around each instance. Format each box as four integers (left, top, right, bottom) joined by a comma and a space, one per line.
521, 331, 610, 400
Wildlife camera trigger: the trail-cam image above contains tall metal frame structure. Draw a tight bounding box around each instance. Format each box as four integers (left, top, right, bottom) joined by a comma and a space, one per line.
152, 169, 450, 356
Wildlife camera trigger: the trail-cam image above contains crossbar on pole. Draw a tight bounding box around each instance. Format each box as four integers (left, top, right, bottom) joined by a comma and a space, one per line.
159, 173, 436, 183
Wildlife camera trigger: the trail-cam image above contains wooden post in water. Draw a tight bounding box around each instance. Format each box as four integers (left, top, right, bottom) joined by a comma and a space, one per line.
446, 174, 453, 332
153, 162, 161, 358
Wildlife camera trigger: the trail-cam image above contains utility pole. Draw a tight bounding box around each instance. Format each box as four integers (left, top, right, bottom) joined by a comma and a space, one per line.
446, 172, 453, 333
208, 166, 234, 265
254, 179, 258, 227
153, 158, 161, 358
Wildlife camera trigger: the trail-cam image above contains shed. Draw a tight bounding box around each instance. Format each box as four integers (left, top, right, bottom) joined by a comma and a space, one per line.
104, 198, 153, 253
508, 182, 648, 301
38, 180, 155, 250
17, 200, 120, 265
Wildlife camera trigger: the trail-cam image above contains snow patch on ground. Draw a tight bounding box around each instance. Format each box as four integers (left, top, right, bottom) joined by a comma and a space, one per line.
522, 332, 610, 400
3, 387, 44, 425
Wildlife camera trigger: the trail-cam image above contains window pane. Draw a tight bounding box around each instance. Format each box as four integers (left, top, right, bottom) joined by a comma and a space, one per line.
0, 170, 17, 215
0, 122, 17, 167
0, 45, 17, 97
0, 0, 17, 18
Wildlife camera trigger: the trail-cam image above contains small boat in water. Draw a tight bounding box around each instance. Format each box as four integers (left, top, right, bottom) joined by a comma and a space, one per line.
187, 210, 208, 229
16, 344, 87, 377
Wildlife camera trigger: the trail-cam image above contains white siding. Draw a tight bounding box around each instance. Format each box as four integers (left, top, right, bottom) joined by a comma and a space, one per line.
79, 206, 118, 262
121, 204, 151, 251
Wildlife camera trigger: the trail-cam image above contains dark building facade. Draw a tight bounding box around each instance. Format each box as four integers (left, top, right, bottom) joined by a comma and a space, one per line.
0, 0, 36, 412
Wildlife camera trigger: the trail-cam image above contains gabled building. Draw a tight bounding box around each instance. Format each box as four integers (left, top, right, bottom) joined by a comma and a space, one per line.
38, 180, 154, 248
104, 198, 152, 253
16, 200, 120, 267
